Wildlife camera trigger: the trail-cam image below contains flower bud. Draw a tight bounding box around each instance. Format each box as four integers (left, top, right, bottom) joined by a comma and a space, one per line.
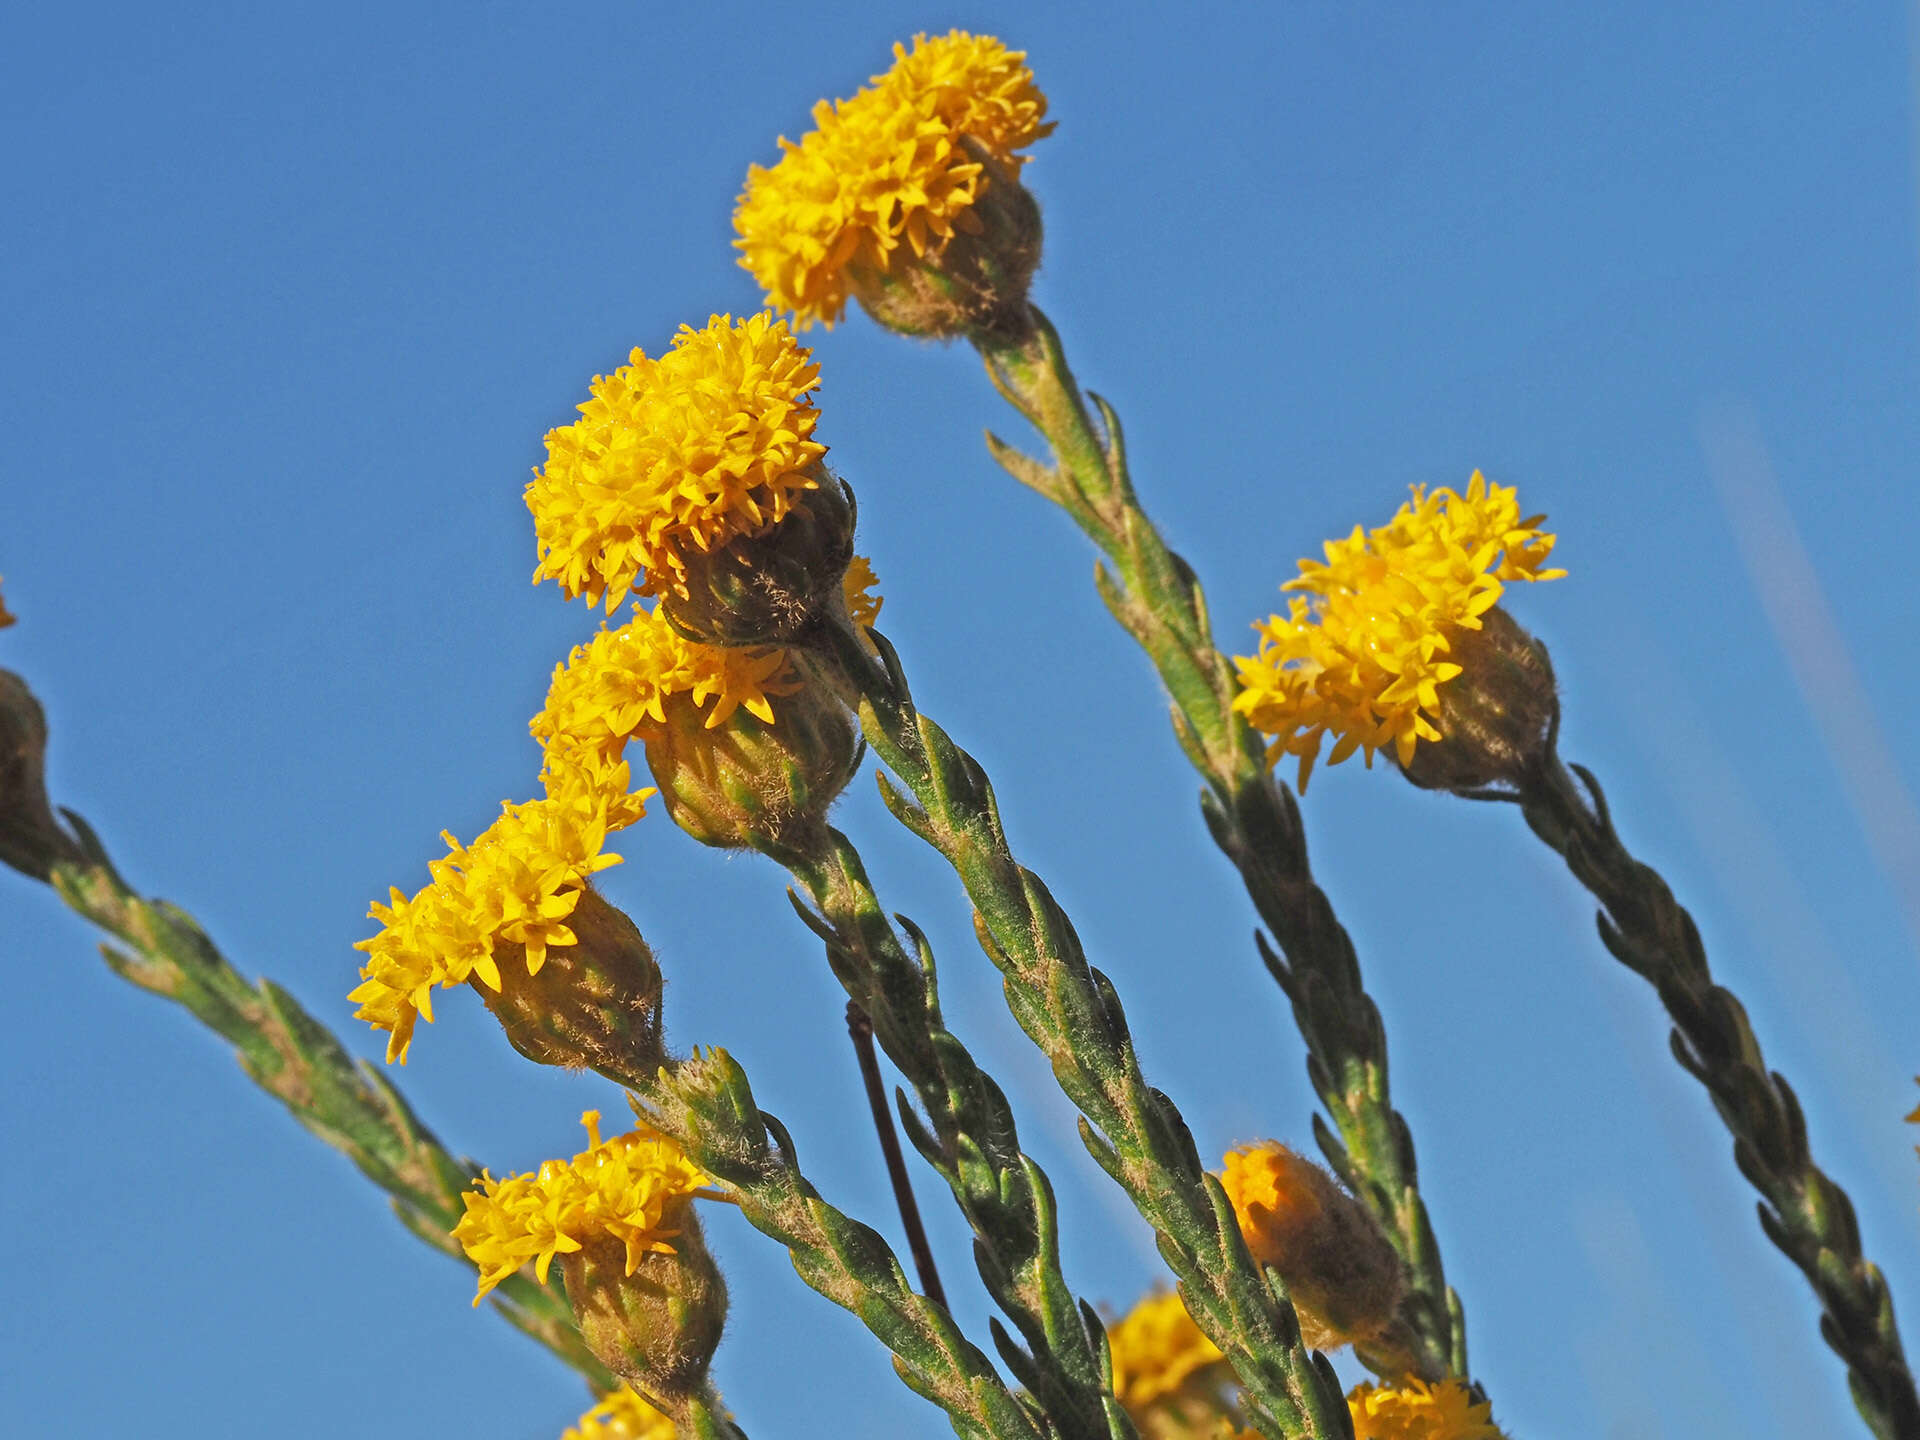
564, 1221, 728, 1409
0, 669, 83, 880
849, 143, 1042, 343
644, 675, 861, 864
1220, 1142, 1404, 1351
473, 887, 666, 1087
1395, 606, 1558, 796
658, 474, 855, 649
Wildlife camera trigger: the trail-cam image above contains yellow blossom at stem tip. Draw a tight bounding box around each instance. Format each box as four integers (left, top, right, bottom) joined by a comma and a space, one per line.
734, 31, 1053, 328
453, 1110, 716, 1304
1347, 1380, 1507, 1440
527, 313, 826, 611
531, 557, 883, 764
1231, 472, 1564, 791
349, 744, 651, 1064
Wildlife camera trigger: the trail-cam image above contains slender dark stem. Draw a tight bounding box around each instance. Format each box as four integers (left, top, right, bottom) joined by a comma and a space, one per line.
847, 1000, 948, 1310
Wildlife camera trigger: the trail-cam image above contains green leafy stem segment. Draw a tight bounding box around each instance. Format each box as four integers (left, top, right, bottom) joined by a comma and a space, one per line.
30, 821, 613, 1393
634, 1047, 1052, 1440
1517, 753, 1919, 1440
972, 309, 1461, 1383
804, 615, 1352, 1440
785, 828, 1129, 1440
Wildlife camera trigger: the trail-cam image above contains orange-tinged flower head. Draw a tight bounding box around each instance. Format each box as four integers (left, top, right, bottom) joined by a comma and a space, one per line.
1348, 1379, 1508, 1440
562, 1387, 677, 1440
735, 31, 1053, 329
0, 577, 14, 628
1232, 472, 1564, 791
453, 1110, 713, 1303
527, 313, 826, 611
350, 744, 652, 1063
1107, 1288, 1227, 1414
1219, 1141, 1404, 1351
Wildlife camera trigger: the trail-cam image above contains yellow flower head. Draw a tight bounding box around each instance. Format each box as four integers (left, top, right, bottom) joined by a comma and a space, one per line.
532, 557, 883, 763
0, 578, 14, 628
453, 1110, 712, 1303
1218, 1141, 1404, 1351
1231, 472, 1564, 790
527, 313, 826, 610
735, 31, 1053, 328
562, 1387, 676, 1440
533, 604, 799, 761
1347, 1380, 1507, 1440
1107, 1288, 1226, 1414
350, 744, 652, 1064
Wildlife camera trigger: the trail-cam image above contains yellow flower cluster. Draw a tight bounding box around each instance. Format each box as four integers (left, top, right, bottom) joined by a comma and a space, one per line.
1347, 1380, 1506, 1440
531, 559, 883, 761
453, 1110, 711, 1302
350, 745, 651, 1063
1232, 472, 1564, 790
561, 1387, 676, 1440
528, 313, 826, 610
533, 604, 798, 760
734, 31, 1053, 328
1107, 1288, 1226, 1413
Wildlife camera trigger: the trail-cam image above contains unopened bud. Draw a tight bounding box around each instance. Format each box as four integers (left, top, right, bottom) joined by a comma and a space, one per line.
1396, 606, 1558, 796
659, 475, 855, 649
0, 670, 83, 880
850, 143, 1043, 343
644, 675, 860, 864
565, 1220, 728, 1409
1220, 1142, 1404, 1351
474, 887, 666, 1088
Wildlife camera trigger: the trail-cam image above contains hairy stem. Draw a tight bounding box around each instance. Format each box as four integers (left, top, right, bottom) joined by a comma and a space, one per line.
801, 616, 1351, 1440
32, 824, 610, 1391
782, 827, 1127, 1440
970, 309, 1460, 1382
1517, 754, 1918, 1440
635, 1047, 1050, 1440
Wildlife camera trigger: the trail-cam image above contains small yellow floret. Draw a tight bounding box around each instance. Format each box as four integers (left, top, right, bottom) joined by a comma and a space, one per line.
350, 745, 652, 1064
454, 1110, 712, 1303
528, 313, 826, 610
1232, 472, 1564, 790
562, 1387, 676, 1440
1107, 1288, 1226, 1413
735, 31, 1053, 328
843, 553, 884, 632
1348, 1380, 1507, 1440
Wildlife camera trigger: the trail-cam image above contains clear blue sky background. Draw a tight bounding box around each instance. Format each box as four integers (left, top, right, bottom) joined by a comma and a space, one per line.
5, 3, 1919, 1436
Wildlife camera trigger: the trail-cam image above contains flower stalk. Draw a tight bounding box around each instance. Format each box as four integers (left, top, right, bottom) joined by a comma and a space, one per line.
0, 666, 610, 1391
1515, 750, 1919, 1440
972, 307, 1464, 1382
800, 613, 1351, 1440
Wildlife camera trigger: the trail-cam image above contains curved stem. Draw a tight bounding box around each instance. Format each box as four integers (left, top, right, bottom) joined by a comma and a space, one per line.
1518, 752, 1918, 1440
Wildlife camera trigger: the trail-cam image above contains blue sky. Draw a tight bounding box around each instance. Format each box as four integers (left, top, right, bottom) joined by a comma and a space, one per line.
5, 3, 1919, 1436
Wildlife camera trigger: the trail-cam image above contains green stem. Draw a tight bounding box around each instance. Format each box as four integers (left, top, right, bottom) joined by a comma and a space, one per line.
1517, 753, 1918, 1440
31, 824, 611, 1391
635, 1047, 1050, 1440
784, 828, 1127, 1440
971, 309, 1460, 1382
801, 615, 1350, 1440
